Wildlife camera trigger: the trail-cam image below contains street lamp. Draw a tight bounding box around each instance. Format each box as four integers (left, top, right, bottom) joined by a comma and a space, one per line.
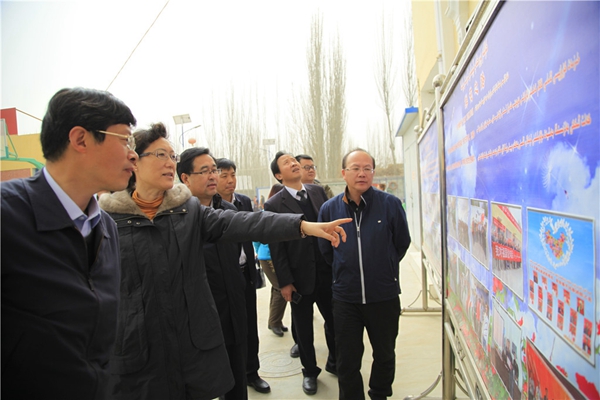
179, 124, 202, 150
172, 114, 191, 149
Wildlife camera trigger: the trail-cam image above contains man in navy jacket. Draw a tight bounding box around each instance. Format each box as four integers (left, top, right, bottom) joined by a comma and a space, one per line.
1, 87, 138, 399
318, 148, 411, 400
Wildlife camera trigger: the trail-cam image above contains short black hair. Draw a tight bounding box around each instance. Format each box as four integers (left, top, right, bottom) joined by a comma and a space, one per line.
177, 147, 213, 182
270, 151, 292, 183
295, 154, 313, 163
41, 87, 136, 162
216, 158, 237, 172
128, 122, 169, 190
342, 148, 376, 169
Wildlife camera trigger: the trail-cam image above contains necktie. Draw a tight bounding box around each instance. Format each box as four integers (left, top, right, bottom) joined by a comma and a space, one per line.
298, 190, 308, 205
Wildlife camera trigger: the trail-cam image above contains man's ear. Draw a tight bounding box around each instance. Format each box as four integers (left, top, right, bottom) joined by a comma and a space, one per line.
275, 173, 282, 182
180, 173, 191, 186
68, 126, 89, 153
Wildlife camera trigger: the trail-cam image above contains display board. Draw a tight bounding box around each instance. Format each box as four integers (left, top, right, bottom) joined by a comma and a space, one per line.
418, 116, 442, 282
442, 1, 599, 398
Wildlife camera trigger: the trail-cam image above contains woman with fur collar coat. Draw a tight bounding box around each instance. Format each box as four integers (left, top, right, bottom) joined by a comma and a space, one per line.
99, 122, 350, 400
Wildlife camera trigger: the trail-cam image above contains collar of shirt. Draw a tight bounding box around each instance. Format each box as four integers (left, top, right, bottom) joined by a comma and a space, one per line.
43, 168, 101, 237
344, 186, 366, 213
284, 184, 307, 201
231, 193, 243, 209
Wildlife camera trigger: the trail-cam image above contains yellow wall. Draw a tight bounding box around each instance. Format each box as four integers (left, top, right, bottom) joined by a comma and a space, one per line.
411, 0, 480, 113
1, 133, 45, 171
412, 1, 439, 96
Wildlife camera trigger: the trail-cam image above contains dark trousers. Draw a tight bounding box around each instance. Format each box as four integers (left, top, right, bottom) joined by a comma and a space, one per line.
333, 297, 401, 400
291, 280, 336, 377
244, 275, 261, 380
223, 341, 248, 400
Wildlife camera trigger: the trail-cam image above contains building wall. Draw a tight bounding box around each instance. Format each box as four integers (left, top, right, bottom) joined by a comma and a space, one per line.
412, 1, 439, 97
1, 133, 45, 179
412, 0, 479, 113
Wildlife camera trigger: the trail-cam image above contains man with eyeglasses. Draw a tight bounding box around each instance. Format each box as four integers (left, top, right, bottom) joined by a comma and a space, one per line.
2, 87, 138, 399
215, 157, 272, 395
318, 148, 411, 400
177, 147, 253, 400
296, 154, 334, 199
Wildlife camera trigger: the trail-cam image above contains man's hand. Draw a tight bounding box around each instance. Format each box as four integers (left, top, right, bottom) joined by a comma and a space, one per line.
300, 218, 352, 248
280, 284, 296, 302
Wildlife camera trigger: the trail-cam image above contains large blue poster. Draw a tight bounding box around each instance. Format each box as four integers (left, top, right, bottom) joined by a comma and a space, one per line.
443, 1, 599, 398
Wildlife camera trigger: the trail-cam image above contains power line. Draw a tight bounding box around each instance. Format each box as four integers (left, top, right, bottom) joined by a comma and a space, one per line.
16, 108, 42, 121
105, 0, 171, 91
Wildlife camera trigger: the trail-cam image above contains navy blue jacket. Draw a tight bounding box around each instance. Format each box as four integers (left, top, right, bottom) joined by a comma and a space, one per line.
2, 172, 121, 400
318, 187, 411, 304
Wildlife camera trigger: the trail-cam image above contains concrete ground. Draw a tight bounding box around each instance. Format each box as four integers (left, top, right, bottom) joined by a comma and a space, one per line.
247, 246, 467, 400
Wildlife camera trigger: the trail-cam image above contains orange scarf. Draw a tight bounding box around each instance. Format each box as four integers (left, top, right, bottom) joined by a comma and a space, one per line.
132, 190, 164, 220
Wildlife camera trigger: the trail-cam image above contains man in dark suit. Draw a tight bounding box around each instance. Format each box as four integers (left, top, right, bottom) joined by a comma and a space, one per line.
264, 151, 336, 396
1, 88, 138, 399
216, 158, 271, 394
178, 149, 251, 399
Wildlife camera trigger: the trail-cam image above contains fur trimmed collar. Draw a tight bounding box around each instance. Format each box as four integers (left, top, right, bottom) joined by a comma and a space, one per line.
99, 183, 192, 217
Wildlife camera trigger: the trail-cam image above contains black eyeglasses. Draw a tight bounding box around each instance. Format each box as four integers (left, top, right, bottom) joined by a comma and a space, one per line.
302, 165, 317, 171
139, 149, 180, 162
97, 130, 136, 151
188, 169, 222, 176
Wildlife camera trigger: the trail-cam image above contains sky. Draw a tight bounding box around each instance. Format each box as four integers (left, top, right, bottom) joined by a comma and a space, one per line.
1, 0, 411, 157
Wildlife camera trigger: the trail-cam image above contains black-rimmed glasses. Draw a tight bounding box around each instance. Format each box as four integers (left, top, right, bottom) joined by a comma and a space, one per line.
188, 169, 222, 176
302, 165, 317, 171
97, 130, 136, 151
139, 149, 180, 163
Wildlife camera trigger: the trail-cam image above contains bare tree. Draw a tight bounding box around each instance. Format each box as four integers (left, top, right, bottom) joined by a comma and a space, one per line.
325, 34, 346, 179
402, 11, 418, 108
374, 11, 399, 167
200, 91, 219, 152
286, 84, 310, 155
200, 86, 270, 192
366, 122, 389, 167
305, 14, 326, 175
295, 13, 347, 180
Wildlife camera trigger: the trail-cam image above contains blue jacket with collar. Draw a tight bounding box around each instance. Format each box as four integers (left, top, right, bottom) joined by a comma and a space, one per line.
318, 186, 411, 304
2, 172, 120, 400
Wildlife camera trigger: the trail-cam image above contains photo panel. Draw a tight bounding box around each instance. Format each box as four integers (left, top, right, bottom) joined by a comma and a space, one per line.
491, 299, 523, 399
527, 208, 596, 364
491, 202, 524, 299
470, 198, 490, 268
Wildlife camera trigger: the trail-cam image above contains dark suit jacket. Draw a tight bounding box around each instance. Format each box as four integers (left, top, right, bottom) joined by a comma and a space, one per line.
233, 193, 257, 285
264, 184, 328, 295
1, 172, 121, 400
203, 195, 247, 346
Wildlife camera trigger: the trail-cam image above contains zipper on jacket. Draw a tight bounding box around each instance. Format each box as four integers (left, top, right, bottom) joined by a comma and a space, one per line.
354, 210, 366, 304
